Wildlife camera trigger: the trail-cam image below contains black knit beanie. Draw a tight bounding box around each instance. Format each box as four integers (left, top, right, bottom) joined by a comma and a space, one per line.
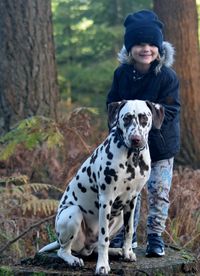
124, 10, 164, 54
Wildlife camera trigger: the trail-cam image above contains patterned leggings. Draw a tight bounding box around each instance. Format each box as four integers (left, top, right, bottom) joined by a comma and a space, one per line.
111, 158, 174, 244
146, 158, 174, 234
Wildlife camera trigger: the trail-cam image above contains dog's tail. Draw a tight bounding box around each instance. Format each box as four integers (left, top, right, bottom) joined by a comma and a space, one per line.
38, 241, 60, 253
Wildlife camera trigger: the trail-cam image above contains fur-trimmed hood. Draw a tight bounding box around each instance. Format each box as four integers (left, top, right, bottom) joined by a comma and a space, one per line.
118, 41, 175, 74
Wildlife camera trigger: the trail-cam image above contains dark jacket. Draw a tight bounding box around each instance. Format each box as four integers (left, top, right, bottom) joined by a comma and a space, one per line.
107, 42, 180, 162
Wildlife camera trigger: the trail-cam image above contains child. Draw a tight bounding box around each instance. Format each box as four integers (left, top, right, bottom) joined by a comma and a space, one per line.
107, 10, 180, 257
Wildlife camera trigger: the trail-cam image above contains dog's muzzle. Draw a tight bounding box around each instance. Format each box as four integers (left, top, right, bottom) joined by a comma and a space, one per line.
129, 134, 145, 149
115, 128, 146, 151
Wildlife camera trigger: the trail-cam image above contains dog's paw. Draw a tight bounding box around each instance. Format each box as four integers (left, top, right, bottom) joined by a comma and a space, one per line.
95, 265, 110, 275
122, 247, 136, 262
57, 249, 84, 267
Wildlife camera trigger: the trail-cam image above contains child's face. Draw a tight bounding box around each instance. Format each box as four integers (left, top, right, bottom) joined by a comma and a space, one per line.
130, 43, 159, 66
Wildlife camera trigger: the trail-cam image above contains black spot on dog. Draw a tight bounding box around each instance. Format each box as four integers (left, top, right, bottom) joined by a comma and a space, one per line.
105, 237, 109, 242
76, 175, 80, 180
126, 186, 131, 191
127, 149, 133, 159
72, 191, 78, 201
117, 141, 123, 148
125, 225, 130, 233
95, 201, 99, 209
106, 214, 110, 220
87, 166, 91, 177
67, 186, 70, 192
132, 152, 139, 167
105, 141, 113, 160
69, 215, 72, 219
130, 198, 135, 210
126, 164, 135, 180
112, 197, 123, 210
104, 167, 118, 184
101, 227, 105, 235
90, 148, 99, 164
88, 210, 94, 215
105, 175, 112, 184
114, 128, 124, 148
139, 154, 149, 175
114, 186, 117, 191
106, 161, 111, 166
111, 210, 118, 216
82, 166, 86, 173
113, 134, 118, 144
124, 211, 131, 227
78, 205, 87, 214
101, 184, 106, 190
70, 235, 74, 240
103, 204, 107, 209
139, 113, 148, 127
99, 165, 102, 171
78, 183, 87, 193
90, 185, 98, 193
119, 163, 125, 169
109, 200, 113, 206
61, 194, 68, 205
103, 139, 109, 147
92, 172, 97, 182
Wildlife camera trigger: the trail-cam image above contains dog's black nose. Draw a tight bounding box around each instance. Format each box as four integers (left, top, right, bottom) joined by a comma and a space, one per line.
130, 135, 141, 146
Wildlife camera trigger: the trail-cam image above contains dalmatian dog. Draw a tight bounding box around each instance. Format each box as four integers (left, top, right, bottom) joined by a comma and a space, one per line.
39, 100, 164, 275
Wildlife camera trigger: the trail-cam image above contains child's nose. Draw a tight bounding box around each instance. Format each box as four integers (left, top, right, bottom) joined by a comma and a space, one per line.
142, 44, 151, 50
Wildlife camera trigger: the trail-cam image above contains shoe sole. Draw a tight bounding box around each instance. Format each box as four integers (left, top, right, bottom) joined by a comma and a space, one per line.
145, 251, 165, 257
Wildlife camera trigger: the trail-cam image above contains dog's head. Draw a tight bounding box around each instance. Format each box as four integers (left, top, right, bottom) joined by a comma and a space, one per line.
108, 100, 164, 149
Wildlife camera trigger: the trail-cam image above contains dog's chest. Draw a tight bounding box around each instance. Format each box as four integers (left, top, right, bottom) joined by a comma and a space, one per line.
58, 136, 150, 216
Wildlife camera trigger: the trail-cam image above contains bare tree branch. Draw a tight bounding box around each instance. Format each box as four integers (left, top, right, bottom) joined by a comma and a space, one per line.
0, 214, 56, 253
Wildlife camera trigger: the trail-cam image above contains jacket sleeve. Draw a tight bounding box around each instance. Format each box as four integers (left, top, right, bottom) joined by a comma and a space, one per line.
106, 68, 122, 108
157, 69, 180, 123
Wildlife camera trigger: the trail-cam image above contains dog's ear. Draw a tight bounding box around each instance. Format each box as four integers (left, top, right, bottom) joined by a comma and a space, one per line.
146, 101, 165, 129
108, 100, 127, 130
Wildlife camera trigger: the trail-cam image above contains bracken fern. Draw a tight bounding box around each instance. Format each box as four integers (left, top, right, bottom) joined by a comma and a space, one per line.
0, 116, 64, 160
0, 175, 63, 217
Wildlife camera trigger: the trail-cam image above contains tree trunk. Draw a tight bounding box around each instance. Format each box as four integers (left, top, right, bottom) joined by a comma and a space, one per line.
0, 0, 59, 134
153, 0, 200, 168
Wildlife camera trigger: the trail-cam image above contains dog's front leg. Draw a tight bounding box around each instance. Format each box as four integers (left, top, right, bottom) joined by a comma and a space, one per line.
95, 194, 112, 275
123, 196, 137, 262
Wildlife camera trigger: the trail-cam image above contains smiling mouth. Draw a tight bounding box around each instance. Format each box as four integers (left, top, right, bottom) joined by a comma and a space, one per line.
140, 54, 151, 57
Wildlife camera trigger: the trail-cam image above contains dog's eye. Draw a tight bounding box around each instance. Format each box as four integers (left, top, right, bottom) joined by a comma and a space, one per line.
139, 113, 148, 127
123, 114, 132, 127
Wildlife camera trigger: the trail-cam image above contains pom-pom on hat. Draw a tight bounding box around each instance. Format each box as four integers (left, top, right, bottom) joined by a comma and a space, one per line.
124, 10, 164, 54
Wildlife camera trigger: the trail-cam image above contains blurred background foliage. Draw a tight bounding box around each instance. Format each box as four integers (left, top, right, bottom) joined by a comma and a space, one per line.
51, 0, 152, 111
